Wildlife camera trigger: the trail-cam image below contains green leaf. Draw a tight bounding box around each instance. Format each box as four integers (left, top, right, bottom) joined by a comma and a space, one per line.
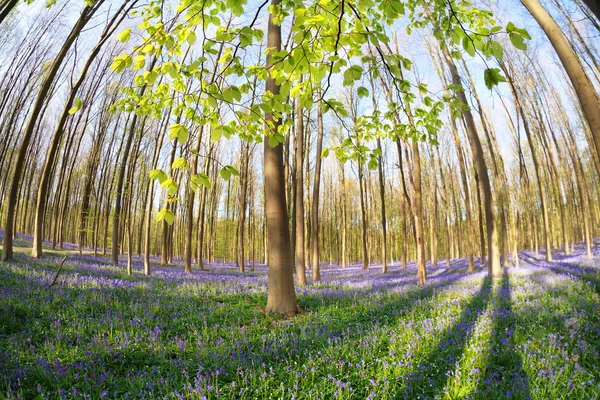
211, 127, 222, 143
220, 167, 231, 181
172, 157, 188, 171
149, 169, 168, 184
228, 166, 239, 176
156, 208, 175, 225
133, 55, 146, 71
462, 36, 475, 57
68, 98, 82, 114
490, 41, 503, 61
357, 87, 369, 98
509, 33, 527, 51
186, 31, 197, 45
168, 124, 189, 145
110, 53, 132, 73
268, 135, 279, 148
191, 173, 211, 190
116, 28, 131, 43
483, 68, 507, 90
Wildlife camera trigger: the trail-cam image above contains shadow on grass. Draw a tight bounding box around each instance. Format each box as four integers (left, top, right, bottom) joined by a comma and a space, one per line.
0, 260, 481, 398
520, 252, 600, 295
475, 272, 531, 399
394, 276, 493, 398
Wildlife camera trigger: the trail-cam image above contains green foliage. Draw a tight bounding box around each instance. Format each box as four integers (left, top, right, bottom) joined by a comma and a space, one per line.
171, 157, 189, 171
484, 68, 507, 90
507, 21, 531, 51
67, 98, 82, 115
160, 178, 179, 195
116, 28, 131, 43
219, 165, 239, 181
109, 0, 530, 198
149, 169, 168, 184
168, 124, 189, 145
191, 173, 211, 191
156, 208, 175, 224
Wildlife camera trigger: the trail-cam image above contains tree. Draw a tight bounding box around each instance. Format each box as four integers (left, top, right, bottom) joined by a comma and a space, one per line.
519, 0, 600, 168
264, 0, 298, 315
441, 45, 502, 277
2, 2, 101, 261
31, 0, 132, 258
311, 94, 325, 281
294, 89, 307, 285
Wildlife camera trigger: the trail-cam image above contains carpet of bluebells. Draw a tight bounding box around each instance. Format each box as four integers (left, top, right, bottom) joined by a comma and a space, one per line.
1, 230, 600, 399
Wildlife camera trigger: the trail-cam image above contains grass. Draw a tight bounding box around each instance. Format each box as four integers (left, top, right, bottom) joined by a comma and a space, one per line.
0, 237, 599, 399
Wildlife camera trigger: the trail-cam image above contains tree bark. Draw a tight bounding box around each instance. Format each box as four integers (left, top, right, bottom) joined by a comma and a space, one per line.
441, 45, 502, 277
520, 0, 600, 166
311, 96, 324, 281
2, 3, 99, 261
264, 0, 298, 315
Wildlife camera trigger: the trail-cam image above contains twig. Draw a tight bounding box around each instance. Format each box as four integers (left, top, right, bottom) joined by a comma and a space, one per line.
49, 256, 67, 288
245, 297, 281, 327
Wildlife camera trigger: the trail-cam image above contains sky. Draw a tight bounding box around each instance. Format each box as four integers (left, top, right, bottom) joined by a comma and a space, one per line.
1, 0, 597, 192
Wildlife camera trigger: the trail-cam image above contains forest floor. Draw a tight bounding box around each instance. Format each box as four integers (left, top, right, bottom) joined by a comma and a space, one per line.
1, 231, 599, 399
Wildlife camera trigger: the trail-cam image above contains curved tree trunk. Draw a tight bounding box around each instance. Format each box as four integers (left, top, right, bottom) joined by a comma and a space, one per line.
581, 0, 600, 21
2, 4, 99, 261
31, 0, 130, 258
0, 0, 18, 26
441, 46, 502, 277
520, 0, 600, 166
501, 60, 552, 261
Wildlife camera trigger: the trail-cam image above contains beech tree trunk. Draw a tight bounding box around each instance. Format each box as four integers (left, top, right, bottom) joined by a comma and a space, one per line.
441, 45, 502, 277
294, 93, 307, 285
31, 2, 128, 258
311, 96, 324, 281
264, 0, 298, 315
520, 0, 600, 165
2, 3, 100, 261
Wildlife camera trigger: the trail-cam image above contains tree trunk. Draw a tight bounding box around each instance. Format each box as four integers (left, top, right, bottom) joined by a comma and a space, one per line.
441, 46, 501, 277
2, 4, 99, 261
311, 96, 324, 281
237, 141, 251, 272
31, 0, 129, 258
294, 92, 307, 285
264, 0, 298, 315
520, 0, 600, 165
501, 60, 552, 261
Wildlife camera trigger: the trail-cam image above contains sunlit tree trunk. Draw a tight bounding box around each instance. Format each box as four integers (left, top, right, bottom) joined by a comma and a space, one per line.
2, 3, 100, 261
264, 0, 298, 315
501, 60, 552, 261
294, 92, 307, 285
237, 141, 251, 272
520, 0, 600, 165
441, 45, 501, 277
311, 95, 324, 280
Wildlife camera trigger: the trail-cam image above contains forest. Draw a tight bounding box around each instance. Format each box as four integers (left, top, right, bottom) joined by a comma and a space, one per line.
0, 0, 599, 398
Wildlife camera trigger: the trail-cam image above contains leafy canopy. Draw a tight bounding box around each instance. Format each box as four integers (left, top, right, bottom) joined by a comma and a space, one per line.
111, 0, 529, 224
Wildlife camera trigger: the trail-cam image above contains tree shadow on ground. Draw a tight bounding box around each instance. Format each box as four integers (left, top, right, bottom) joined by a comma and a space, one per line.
0, 261, 481, 398
475, 272, 531, 400
520, 252, 600, 295
393, 276, 493, 398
